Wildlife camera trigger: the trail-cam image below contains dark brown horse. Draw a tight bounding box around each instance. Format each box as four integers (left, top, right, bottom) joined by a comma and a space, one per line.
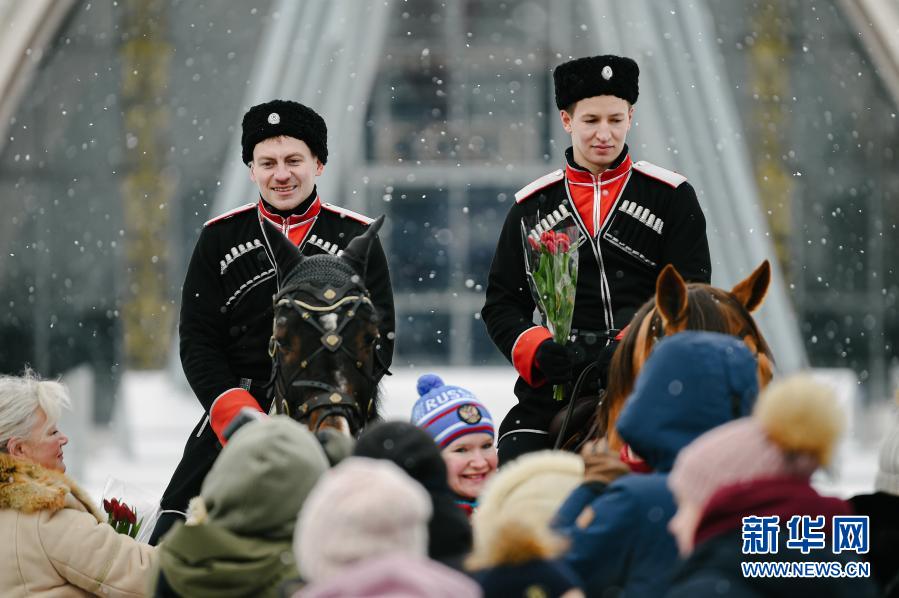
261, 216, 384, 436
599, 260, 775, 450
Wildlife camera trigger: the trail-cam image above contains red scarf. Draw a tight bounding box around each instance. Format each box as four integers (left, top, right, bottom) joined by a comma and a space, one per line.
693, 475, 853, 547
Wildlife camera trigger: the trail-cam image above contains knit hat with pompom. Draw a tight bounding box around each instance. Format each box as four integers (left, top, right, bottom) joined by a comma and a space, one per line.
669, 373, 844, 510
411, 374, 494, 449
294, 457, 432, 584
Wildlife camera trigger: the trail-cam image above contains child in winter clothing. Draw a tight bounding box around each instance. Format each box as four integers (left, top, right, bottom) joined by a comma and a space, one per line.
412, 374, 498, 515
666, 374, 877, 597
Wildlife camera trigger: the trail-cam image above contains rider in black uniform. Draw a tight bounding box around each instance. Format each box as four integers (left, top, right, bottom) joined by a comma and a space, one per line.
150, 100, 394, 543
482, 55, 711, 463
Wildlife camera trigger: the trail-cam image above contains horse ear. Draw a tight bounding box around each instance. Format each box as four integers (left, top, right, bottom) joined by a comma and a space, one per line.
731, 259, 770, 313
655, 264, 688, 329
342, 214, 385, 278
260, 218, 303, 282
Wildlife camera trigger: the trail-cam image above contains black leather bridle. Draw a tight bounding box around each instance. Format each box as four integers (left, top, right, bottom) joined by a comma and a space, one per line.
267, 274, 378, 435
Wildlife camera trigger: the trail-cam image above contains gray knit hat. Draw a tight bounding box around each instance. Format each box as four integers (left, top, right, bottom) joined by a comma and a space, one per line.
198, 415, 330, 540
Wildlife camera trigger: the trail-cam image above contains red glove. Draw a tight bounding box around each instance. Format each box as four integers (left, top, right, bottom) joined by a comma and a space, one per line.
209, 388, 264, 445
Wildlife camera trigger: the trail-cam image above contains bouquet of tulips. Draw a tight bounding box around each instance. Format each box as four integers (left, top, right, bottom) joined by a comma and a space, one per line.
101, 477, 161, 543
102, 497, 143, 538
521, 205, 580, 402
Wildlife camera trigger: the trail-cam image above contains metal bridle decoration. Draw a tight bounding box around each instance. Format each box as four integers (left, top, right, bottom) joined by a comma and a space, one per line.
267, 275, 379, 435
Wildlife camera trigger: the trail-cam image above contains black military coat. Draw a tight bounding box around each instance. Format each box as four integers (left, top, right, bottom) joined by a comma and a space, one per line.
153, 190, 393, 540
482, 147, 710, 441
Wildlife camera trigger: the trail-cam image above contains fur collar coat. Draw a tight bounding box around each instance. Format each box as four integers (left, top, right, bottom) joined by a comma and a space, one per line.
0, 452, 157, 597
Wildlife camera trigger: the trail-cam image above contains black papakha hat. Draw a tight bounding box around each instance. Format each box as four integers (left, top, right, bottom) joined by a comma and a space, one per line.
553, 55, 639, 110
241, 99, 328, 165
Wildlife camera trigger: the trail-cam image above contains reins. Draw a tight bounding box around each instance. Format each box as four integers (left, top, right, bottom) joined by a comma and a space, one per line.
553, 361, 600, 450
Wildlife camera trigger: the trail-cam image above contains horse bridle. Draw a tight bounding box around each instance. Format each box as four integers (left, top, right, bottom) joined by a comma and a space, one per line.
267, 275, 378, 434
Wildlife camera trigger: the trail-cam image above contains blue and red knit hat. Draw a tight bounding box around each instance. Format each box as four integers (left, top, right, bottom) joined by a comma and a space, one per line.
411, 374, 495, 449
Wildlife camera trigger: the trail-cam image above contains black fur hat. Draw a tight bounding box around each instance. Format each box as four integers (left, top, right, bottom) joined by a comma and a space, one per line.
241, 99, 328, 165
553, 55, 639, 110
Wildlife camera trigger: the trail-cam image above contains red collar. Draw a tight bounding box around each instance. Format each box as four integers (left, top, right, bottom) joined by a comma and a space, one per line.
257, 194, 321, 228
565, 153, 633, 185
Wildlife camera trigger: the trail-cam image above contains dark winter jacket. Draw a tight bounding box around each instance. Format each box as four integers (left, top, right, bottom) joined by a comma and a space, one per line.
667, 477, 878, 598
850, 492, 899, 596
482, 146, 710, 442
153, 191, 394, 541
553, 332, 759, 597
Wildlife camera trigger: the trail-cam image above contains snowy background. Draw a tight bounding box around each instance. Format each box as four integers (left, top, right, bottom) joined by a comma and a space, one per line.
67, 366, 893, 507
0, 0, 896, 516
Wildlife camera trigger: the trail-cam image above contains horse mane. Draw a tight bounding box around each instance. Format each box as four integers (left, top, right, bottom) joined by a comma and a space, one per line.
598, 300, 656, 439
361, 384, 382, 425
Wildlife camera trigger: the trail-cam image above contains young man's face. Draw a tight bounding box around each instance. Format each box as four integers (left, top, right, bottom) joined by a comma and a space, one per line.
560, 95, 634, 174
249, 136, 324, 211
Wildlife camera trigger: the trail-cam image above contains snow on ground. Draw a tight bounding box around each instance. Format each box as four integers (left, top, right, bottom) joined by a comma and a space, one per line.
78, 368, 886, 505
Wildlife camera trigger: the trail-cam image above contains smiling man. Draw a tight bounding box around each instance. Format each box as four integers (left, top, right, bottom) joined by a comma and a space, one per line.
150, 100, 395, 543
482, 55, 712, 463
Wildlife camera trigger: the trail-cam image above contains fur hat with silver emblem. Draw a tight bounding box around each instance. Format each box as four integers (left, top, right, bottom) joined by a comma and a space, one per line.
553, 54, 639, 109
241, 99, 328, 165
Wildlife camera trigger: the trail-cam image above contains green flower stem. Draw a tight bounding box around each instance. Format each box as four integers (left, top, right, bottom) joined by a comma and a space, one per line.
528, 232, 578, 401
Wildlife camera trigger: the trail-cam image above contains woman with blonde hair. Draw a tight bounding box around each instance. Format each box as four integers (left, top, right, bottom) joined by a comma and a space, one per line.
0, 368, 156, 596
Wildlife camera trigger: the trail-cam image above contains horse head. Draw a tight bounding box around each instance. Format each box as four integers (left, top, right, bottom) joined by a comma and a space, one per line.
601, 260, 775, 449
262, 216, 384, 437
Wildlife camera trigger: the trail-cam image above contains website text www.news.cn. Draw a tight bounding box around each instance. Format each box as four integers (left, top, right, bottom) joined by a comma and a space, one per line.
740, 514, 870, 579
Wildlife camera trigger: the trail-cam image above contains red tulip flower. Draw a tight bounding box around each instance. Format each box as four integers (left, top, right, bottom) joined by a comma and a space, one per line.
103, 496, 143, 538
523, 220, 579, 402
540, 230, 557, 255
